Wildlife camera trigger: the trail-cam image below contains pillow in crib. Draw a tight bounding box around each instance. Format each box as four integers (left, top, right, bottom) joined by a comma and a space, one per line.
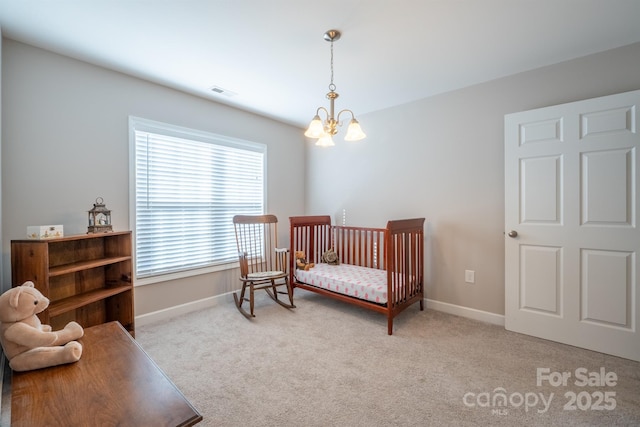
322, 248, 339, 265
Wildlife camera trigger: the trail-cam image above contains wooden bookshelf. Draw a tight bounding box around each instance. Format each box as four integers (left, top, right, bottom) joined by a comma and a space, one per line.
11, 231, 135, 336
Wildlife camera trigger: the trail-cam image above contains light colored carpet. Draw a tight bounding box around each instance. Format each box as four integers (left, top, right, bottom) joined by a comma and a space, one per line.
136, 292, 640, 426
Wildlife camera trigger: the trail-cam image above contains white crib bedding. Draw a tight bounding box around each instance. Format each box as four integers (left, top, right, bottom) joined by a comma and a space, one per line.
294, 263, 388, 304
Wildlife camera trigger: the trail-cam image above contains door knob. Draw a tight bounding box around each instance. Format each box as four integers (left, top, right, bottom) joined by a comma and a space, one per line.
508, 230, 518, 238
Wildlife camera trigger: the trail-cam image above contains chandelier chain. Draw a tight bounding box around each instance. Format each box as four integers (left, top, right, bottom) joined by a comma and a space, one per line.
329, 40, 336, 92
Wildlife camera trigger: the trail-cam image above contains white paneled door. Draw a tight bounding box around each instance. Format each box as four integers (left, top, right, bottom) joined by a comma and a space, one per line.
505, 90, 640, 362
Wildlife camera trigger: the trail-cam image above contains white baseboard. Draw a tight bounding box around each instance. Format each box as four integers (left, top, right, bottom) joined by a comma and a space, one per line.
135, 292, 234, 327
135, 293, 505, 328
426, 298, 505, 326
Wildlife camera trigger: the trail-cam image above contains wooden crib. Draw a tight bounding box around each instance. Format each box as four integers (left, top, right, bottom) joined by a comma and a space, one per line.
289, 215, 425, 335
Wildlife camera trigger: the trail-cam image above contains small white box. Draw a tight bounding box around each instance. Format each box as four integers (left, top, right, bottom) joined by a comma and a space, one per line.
27, 225, 64, 240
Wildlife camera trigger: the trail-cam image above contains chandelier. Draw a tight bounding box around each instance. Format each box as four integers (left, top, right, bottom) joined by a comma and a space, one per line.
304, 29, 366, 147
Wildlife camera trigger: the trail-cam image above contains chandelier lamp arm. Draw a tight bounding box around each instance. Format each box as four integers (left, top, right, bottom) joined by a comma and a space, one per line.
315, 106, 330, 121
336, 108, 355, 124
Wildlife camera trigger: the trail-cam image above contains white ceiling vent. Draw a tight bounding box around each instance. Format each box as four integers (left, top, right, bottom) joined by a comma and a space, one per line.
209, 86, 237, 97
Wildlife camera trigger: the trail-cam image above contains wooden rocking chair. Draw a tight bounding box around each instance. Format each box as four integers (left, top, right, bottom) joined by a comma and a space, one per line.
232, 214, 295, 318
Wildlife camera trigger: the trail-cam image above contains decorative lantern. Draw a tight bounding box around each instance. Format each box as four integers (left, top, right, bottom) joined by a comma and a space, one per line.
87, 197, 113, 233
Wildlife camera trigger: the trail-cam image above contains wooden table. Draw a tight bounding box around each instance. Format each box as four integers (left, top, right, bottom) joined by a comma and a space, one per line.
8, 321, 202, 426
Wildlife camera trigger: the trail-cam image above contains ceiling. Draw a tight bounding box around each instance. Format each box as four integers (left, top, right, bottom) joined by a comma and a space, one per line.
2, 0, 640, 128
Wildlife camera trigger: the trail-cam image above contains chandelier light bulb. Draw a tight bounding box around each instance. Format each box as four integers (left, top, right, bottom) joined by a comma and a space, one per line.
304, 115, 325, 138
315, 133, 335, 147
344, 118, 366, 141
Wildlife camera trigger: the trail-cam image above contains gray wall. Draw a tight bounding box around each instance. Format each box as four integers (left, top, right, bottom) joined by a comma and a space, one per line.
1, 39, 305, 316
3, 36, 640, 320
306, 42, 640, 316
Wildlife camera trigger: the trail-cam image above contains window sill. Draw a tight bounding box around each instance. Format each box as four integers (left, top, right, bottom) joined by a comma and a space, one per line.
134, 261, 239, 287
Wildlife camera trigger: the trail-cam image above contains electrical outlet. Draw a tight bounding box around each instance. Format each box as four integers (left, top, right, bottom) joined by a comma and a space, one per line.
465, 270, 475, 283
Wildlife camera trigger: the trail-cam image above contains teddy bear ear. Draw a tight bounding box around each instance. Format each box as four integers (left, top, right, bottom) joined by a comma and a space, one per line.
9, 287, 23, 309
23, 281, 35, 288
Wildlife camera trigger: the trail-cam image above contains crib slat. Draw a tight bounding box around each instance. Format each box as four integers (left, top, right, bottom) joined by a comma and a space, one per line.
331, 225, 385, 269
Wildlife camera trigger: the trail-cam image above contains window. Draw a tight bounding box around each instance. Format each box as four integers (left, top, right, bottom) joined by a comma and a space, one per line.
129, 117, 265, 283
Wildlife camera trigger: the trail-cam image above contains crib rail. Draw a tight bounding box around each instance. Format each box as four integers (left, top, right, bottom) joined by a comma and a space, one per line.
289, 216, 385, 269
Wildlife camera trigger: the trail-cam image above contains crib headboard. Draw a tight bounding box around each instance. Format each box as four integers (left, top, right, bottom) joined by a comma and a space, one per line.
289, 215, 330, 265
385, 218, 425, 306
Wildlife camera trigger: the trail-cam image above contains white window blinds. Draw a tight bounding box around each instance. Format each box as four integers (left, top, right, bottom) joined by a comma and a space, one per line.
130, 117, 265, 279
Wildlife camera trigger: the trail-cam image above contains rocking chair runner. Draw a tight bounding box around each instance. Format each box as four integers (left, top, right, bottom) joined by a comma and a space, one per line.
232, 214, 295, 318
